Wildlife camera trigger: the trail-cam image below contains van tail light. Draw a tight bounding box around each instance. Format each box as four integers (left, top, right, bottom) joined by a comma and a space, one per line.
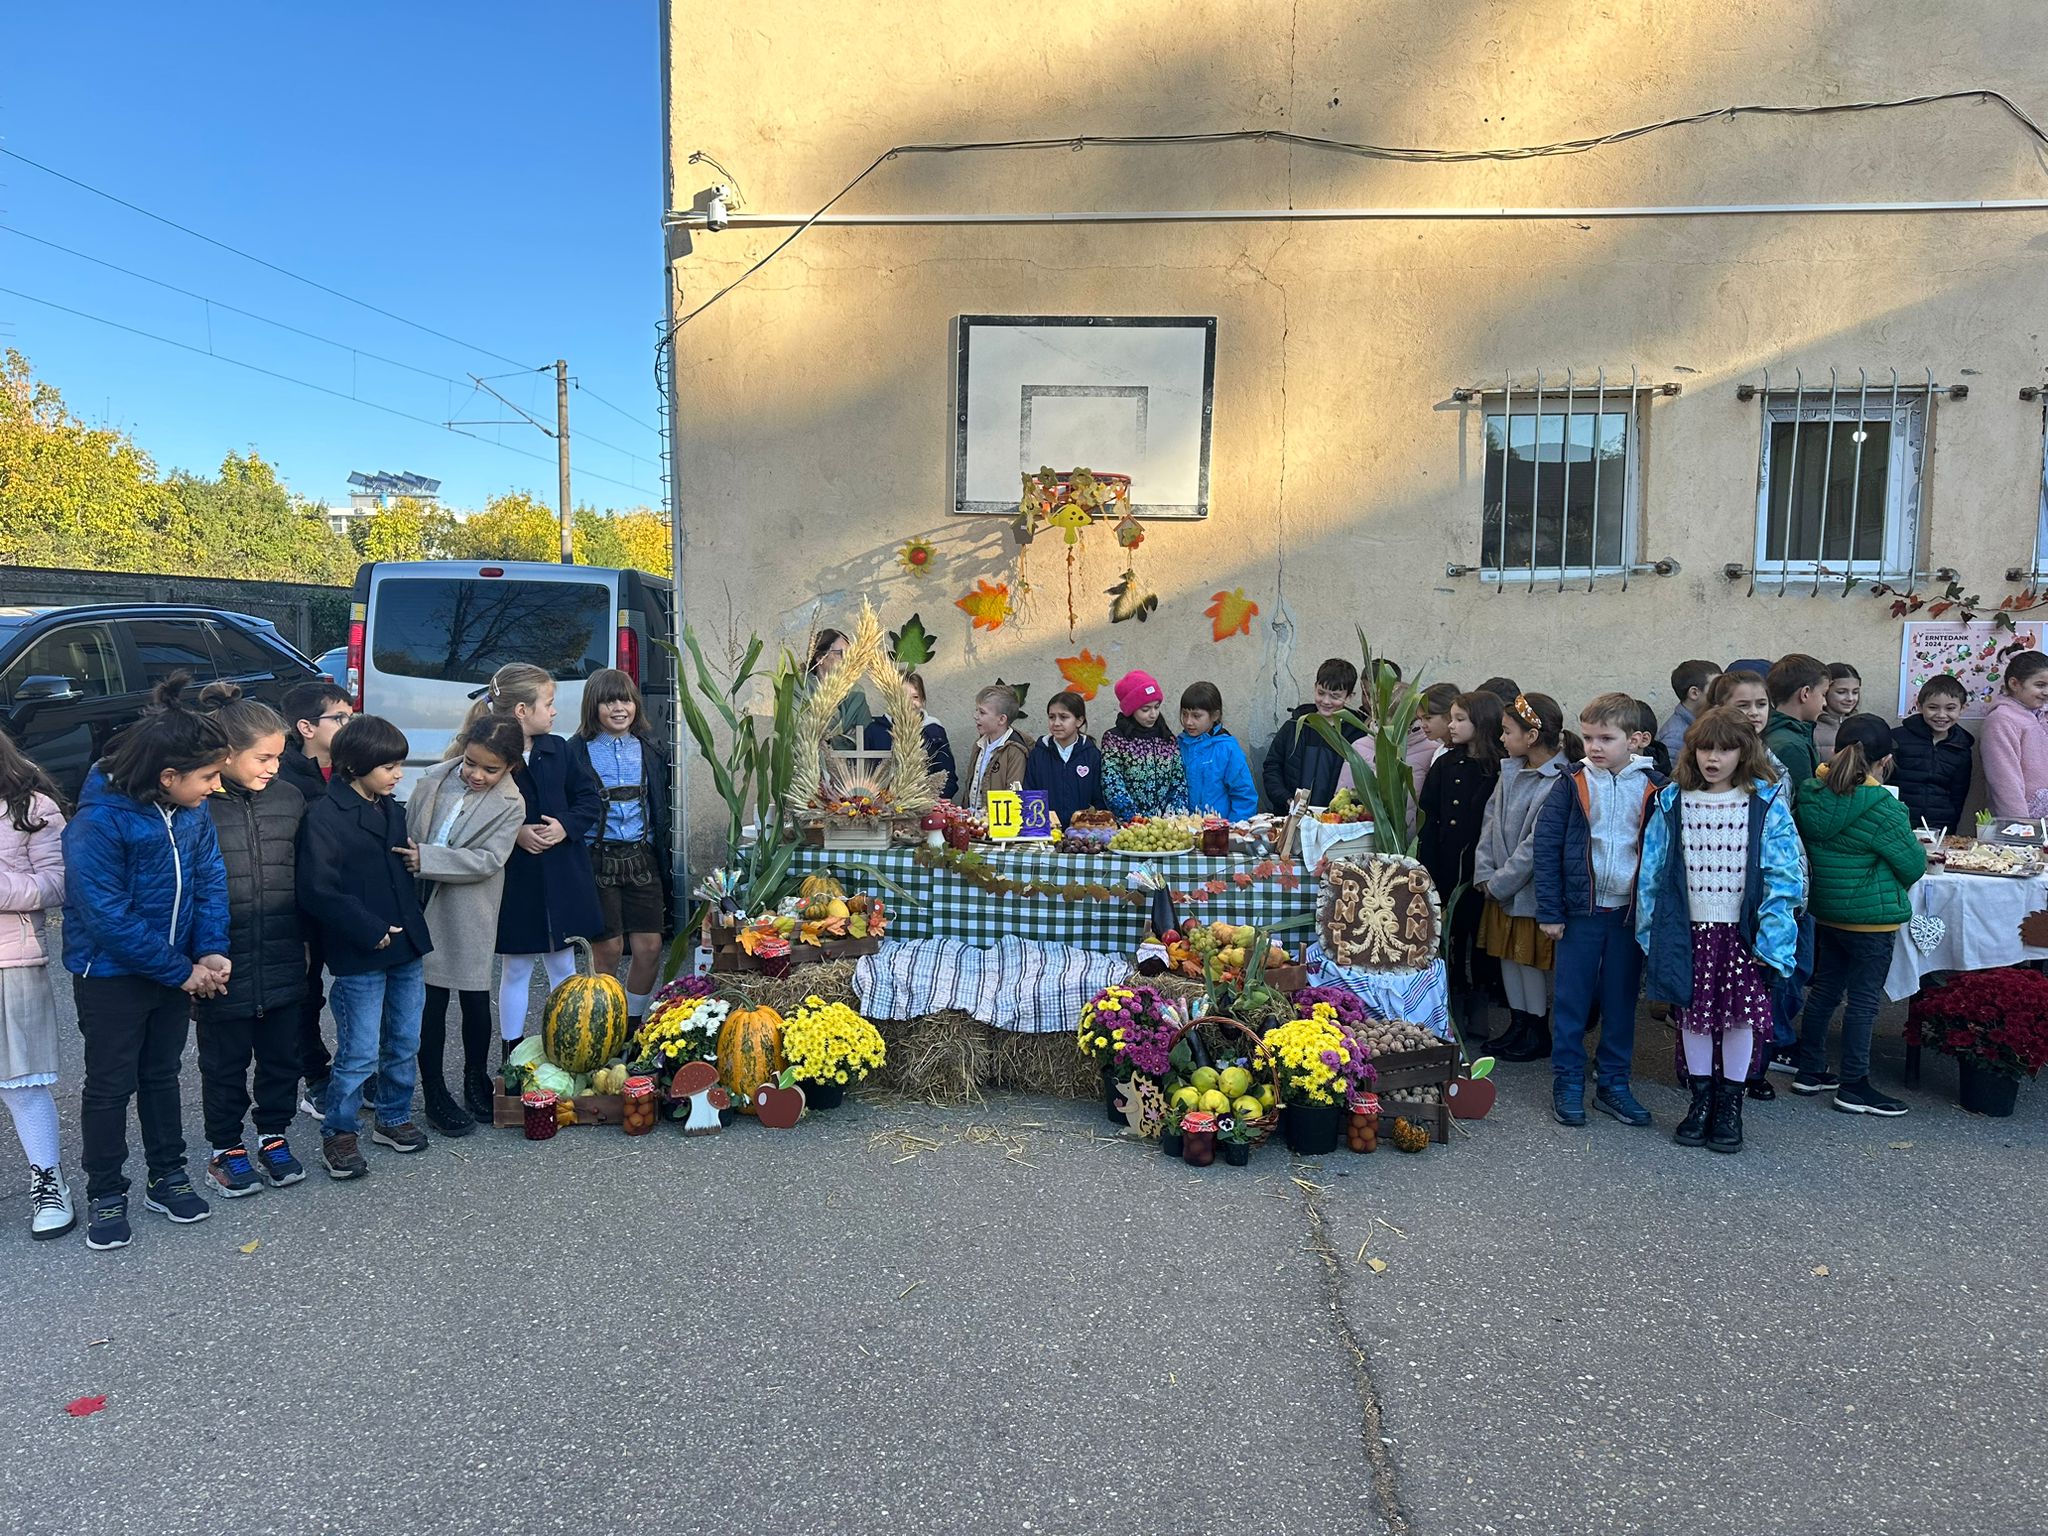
616, 624, 639, 683
346, 603, 367, 711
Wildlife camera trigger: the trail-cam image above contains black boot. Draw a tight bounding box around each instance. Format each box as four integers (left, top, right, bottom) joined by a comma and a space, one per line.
1497, 1012, 1552, 1063
1673, 1075, 1714, 1147
1706, 1076, 1745, 1154
421, 1071, 474, 1138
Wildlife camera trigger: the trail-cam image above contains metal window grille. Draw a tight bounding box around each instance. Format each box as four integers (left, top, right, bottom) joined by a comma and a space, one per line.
1739, 369, 1945, 595
1454, 369, 1668, 592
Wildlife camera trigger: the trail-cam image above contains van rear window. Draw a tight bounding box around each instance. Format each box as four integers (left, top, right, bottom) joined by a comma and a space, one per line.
371, 578, 610, 684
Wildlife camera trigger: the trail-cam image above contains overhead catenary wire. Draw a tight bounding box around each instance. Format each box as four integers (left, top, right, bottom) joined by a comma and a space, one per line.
655, 89, 2048, 344
0, 144, 540, 372
0, 283, 662, 499
571, 378, 659, 435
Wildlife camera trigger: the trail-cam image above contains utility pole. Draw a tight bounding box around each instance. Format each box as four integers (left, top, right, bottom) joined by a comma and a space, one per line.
554, 359, 573, 563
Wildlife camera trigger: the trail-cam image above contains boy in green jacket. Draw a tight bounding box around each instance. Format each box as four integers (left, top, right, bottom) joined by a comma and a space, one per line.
1762, 653, 1828, 800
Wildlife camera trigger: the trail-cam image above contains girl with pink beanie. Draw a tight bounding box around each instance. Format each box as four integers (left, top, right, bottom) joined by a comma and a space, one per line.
1101, 671, 1189, 821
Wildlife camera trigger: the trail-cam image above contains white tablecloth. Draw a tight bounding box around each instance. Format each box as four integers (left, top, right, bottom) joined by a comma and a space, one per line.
1884, 870, 2048, 1000
1303, 942, 1452, 1039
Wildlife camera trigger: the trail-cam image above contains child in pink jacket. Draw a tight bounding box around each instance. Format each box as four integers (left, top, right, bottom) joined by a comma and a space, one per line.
0, 733, 72, 1240
1980, 652, 2048, 820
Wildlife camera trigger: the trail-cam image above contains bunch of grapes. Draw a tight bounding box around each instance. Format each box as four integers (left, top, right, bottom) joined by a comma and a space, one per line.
1110, 820, 1195, 853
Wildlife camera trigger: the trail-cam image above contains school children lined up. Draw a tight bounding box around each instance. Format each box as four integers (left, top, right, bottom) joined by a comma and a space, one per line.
3, 630, 2034, 1246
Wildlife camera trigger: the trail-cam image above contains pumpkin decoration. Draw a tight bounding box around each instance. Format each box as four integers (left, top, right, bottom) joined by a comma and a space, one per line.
800, 874, 846, 902
541, 938, 629, 1074
717, 1004, 785, 1115
1389, 1116, 1431, 1154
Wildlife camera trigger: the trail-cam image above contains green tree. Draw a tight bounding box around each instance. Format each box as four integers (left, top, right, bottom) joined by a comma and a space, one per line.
356, 495, 463, 563
462, 490, 561, 562
0, 348, 198, 571
167, 450, 358, 585
609, 508, 672, 576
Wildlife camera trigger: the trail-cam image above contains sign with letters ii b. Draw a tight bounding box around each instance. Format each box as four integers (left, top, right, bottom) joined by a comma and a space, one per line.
985, 790, 1052, 840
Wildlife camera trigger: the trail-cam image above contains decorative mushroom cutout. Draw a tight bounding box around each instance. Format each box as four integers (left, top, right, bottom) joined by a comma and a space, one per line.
672, 1061, 729, 1136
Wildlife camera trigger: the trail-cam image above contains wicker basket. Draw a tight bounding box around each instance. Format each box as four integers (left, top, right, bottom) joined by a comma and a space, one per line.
1167, 1013, 1284, 1148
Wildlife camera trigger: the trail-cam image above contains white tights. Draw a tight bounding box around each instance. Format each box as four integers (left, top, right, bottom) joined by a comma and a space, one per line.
1, 1083, 61, 1169
1500, 961, 1550, 1015
497, 949, 578, 1043
1681, 1027, 1755, 1083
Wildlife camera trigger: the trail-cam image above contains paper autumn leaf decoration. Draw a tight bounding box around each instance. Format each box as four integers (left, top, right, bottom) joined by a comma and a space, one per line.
897, 537, 936, 576
1056, 649, 1110, 700
888, 613, 937, 667
956, 579, 1015, 632
1205, 587, 1259, 641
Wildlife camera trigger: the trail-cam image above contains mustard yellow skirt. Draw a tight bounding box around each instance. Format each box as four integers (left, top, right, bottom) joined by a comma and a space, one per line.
1479, 898, 1556, 971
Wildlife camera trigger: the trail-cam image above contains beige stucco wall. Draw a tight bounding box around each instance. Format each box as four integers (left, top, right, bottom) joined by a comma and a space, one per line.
662, 0, 2048, 859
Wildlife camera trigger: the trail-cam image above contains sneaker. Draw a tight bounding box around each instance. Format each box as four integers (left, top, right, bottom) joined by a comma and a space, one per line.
1552, 1078, 1587, 1128
299, 1076, 329, 1121
143, 1172, 211, 1224
255, 1136, 306, 1188
85, 1195, 131, 1250
1765, 1054, 1799, 1076
205, 1146, 262, 1199
371, 1120, 428, 1154
29, 1164, 75, 1240
1833, 1079, 1908, 1117
322, 1133, 367, 1180
1792, 1068, 1841, 1097
1594, 1083, 1653, 1127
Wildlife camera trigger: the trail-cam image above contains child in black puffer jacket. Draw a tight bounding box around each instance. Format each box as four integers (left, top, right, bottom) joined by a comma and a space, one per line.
195, 685, 309, 1197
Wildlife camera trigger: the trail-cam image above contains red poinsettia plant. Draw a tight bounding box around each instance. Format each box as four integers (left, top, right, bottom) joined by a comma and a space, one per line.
1906, 967, 2048, 1079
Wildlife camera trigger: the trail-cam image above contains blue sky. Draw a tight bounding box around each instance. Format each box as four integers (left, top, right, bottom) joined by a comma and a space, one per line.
2, 3, 667, 510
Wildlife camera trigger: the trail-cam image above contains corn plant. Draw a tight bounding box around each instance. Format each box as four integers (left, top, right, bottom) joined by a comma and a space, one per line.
1302, 630, 1424, 858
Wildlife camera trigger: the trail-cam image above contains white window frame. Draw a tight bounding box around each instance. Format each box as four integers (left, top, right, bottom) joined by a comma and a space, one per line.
1477, 388, 1642, 584
1752, 388, 1925, 585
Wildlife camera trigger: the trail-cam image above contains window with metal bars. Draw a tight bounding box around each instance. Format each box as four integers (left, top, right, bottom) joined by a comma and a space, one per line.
1745, 371, 1937, 589
1476, 384, 1641, 582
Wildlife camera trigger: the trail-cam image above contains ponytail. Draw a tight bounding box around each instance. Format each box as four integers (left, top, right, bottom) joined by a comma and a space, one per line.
1821, 741, 1874, 795
100, 675, 231, 803
446, 662, 554, 758
198, 680, 286, 751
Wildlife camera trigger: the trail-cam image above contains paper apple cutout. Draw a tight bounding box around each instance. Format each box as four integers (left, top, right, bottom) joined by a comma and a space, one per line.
1446, 1072, 1496, 1119
753, 1080, 808, 1129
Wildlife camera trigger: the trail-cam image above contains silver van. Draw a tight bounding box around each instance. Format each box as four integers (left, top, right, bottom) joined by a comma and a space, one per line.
346, 560, 673, 795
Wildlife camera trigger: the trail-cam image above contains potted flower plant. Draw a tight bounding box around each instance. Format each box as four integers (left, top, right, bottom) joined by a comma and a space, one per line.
1257, 1001, 1377, 1156
1217, 1115, 1254, 1166
1906, 966, 2048, 1117
1076, 982, 1182, 1125
1159, 1101, 1187, 1159
779, 994, 887, 1109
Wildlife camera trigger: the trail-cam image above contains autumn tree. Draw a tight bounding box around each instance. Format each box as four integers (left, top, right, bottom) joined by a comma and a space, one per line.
167, 450, 357, 585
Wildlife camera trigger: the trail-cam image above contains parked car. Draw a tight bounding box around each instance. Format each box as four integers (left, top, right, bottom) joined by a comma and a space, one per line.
314, 645, 349, 685
0, 604, 321, 800
346, 560, 674, 798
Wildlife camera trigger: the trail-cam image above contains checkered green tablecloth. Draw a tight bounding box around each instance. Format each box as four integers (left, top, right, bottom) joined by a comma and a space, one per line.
786, 845, 1318, 950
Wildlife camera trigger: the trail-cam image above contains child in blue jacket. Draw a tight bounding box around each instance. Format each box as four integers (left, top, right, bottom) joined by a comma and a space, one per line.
1533, 692, 1667, 1131
62, 678, 233, 1250
1177, 682, 1258, 822
1635, 706, 1803, 1155
1022, 691, 1107, 827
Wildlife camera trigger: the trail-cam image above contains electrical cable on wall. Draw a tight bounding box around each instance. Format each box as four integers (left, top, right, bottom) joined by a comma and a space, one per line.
655, 89, 2048, 350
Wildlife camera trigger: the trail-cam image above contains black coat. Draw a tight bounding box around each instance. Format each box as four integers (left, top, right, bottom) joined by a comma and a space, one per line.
496, 734, 604, 954
1891, 715, 1975, 836
863, 716, 959, 802
1418, 746, 1502, 901
1260, 704, 1365, 813
297, 777, 432, 976
277, 748, 329, 801
197, 778, 307, 1023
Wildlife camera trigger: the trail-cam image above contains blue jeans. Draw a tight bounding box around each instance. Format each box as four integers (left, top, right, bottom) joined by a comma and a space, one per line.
1796, 925, 1894, 1085
1769, 912, 1816, 1057
323, 960, 425, 1136
1551, 906, 1643, 1088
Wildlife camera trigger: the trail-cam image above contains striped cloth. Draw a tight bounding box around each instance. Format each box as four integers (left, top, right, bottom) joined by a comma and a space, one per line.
1303, 942, 1453, 1039
853, 936, 1132, 1035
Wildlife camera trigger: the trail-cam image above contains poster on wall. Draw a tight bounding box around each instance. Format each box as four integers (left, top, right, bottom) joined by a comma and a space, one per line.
952, 315, 1215, 519
1897, 621, 2044, 719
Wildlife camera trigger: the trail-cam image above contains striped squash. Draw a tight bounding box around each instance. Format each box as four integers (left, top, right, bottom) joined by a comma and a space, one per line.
717, 1005, 784, 1115
542, 942, 629, 1074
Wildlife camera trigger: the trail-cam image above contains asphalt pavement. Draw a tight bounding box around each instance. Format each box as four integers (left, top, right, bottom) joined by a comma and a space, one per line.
4, 985, 2043, 1536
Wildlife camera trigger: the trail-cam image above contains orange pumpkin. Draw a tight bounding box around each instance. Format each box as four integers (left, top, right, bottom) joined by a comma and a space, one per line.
717, 1005, 784, 1115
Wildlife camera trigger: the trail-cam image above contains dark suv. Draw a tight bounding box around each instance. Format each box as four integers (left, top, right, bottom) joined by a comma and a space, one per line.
0, 605, 321, 799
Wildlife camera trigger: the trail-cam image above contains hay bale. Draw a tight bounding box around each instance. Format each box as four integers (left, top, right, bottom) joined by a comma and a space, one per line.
717, 959, 860, 1017
990, 1029, 1098, 1099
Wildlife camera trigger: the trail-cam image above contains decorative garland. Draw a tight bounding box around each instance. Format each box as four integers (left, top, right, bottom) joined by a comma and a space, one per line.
788, 602, 942, 819
1171, 858, 1304, 906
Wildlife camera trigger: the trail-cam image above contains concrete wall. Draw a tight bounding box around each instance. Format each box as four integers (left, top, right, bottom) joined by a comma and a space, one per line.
663, 0, 2048, 855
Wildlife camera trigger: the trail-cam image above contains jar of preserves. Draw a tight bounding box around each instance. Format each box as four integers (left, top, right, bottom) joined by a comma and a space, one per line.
521, 1088, 559, 1141
1181, 1109, 1218, 1167
622, 1076, 658, 1135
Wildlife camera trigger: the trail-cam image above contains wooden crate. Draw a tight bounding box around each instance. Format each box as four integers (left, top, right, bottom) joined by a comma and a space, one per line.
709, 936, 882, 973
491, 1079, 627, 1129
1368, 1039, 1459, 1096
1265, 964, 1309, 994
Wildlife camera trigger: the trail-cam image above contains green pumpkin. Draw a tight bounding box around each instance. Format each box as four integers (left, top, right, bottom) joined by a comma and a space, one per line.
541, 941, 629, 1074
